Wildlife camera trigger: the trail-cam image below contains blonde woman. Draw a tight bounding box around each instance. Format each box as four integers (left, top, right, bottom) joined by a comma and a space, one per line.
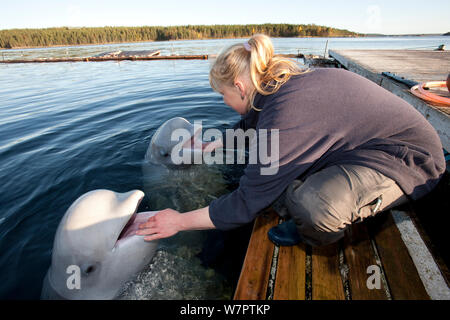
138, 34, 445, 247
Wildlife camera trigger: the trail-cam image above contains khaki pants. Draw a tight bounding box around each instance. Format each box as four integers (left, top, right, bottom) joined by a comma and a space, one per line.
273, 164, 408, 247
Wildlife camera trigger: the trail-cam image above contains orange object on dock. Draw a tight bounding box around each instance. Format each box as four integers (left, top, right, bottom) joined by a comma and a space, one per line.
411, 81, 450, 107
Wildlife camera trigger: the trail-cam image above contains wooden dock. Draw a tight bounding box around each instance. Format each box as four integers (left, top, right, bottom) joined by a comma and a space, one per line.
234, 205, 450, 300
234, 50, 450, 300
328, 50, 450, 151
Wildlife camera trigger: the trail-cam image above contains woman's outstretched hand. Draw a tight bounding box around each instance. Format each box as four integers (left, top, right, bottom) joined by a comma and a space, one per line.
203, 138, 223, 153
136, 208, 183, 241
136, 206, 215, 241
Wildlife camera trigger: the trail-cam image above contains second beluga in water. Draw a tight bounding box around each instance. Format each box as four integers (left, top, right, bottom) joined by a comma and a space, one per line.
145, 116, 211, 168
142, 116, 231, 212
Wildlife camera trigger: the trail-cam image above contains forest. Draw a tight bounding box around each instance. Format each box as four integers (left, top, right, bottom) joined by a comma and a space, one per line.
0, 24, 360, 49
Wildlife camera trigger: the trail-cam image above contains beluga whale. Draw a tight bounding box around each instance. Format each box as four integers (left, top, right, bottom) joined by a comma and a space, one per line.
41, 189, 159, 300
145, 117, 211, 168
142, 117, 231, 212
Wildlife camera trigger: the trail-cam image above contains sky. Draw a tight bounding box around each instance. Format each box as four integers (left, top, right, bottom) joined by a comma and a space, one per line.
0, 0, 449, 35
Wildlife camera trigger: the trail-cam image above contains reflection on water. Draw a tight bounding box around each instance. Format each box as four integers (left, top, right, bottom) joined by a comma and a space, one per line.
0, 55, 243, 299
126, 147, 245, 300
143, 163, 229, 212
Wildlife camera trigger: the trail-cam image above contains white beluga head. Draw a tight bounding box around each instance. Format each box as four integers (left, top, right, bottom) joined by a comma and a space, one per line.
41, 189, 158, 300
145, 117, 209, 168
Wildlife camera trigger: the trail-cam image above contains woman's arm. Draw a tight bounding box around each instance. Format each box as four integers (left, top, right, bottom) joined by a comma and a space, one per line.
203, 138, 223, 153
136, 206, 215, 241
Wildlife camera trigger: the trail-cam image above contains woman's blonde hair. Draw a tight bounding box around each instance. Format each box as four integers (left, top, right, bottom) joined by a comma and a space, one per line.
209, 34, 308, 111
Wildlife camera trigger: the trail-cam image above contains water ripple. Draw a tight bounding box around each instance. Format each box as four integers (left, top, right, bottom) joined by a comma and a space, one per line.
0, 55, 240, 299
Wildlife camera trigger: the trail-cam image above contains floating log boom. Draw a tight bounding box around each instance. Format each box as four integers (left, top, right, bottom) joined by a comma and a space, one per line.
0, 55, 210, 63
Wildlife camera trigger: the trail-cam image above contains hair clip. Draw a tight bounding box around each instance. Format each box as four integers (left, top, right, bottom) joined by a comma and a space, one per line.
243, 42, 251, 52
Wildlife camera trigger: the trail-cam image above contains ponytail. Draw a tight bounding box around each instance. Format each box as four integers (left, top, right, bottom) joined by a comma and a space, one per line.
210, 34, 308, 111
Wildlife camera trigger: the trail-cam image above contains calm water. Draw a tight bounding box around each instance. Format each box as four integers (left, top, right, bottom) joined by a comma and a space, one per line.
0, 36, 449, 300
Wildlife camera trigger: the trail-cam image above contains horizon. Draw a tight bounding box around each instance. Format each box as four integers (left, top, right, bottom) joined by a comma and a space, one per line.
0, 24, 447, 37
1, 0, 449, 35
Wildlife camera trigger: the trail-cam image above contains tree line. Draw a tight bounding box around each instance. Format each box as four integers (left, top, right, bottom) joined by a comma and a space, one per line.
0, 24, 360, 49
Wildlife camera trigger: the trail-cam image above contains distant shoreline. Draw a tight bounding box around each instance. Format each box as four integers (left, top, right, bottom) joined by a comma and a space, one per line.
1, 24, 447, 50
0, 24, 360, 49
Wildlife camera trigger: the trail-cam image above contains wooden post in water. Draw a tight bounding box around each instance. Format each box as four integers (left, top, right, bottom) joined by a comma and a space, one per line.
324, 40, 329, 59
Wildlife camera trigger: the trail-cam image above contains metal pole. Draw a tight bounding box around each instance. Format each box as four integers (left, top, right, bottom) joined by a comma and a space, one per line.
324, 40, 329, 59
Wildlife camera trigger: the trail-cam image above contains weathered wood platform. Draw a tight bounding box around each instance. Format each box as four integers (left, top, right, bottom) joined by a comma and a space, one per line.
328, 50, 450, 151
234, 206, 450, 300
330, 50, 449, 83
233, 50, 450, 301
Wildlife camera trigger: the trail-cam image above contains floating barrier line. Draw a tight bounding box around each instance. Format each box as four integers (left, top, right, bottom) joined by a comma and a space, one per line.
0, 55, 210, 63
0, 53, 304, 64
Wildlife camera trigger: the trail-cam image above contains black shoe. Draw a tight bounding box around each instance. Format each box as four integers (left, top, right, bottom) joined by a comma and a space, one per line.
268, 219, 302, 246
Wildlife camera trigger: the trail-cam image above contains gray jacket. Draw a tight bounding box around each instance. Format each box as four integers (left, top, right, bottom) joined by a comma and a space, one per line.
209, 68, 445, 230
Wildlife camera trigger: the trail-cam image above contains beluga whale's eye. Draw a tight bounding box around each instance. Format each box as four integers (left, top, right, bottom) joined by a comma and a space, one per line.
159, 149, 169, 157
82, 264, 96, 275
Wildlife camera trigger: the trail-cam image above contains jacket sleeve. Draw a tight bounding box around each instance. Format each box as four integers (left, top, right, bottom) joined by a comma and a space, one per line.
208, 113, 331, 230
220, 108, 259, 152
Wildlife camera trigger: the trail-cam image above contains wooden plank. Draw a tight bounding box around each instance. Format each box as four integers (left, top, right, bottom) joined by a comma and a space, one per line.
343, 223, 388, 300
312, 242, 346, 300
273, 243, 306, 300
368, 211, 430, 300
391, 209, 450, 300
406, 177, 450, 288
330, 50, 450, 83
233, 209, 279, 300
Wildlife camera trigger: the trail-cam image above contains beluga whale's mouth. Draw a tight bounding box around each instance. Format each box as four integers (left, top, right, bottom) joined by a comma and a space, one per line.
181, 128, 210, 151
116, 199, 158, 246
